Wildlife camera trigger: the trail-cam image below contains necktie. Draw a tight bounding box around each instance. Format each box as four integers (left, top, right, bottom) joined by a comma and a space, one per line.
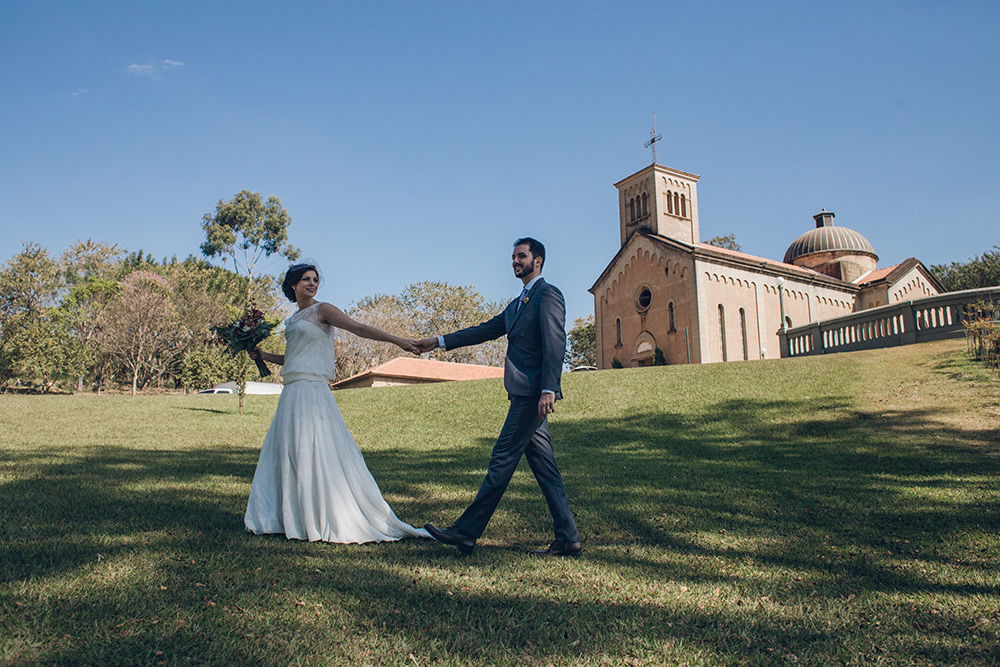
516, 287, 528, 311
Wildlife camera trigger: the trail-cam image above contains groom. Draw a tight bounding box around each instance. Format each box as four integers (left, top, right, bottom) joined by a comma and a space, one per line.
416, 237, 581, 557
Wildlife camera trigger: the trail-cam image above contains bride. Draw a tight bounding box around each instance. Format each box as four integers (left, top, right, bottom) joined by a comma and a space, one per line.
245, 262, 430, 543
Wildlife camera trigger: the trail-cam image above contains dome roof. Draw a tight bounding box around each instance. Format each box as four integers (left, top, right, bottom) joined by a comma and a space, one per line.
783, 211, 877, 264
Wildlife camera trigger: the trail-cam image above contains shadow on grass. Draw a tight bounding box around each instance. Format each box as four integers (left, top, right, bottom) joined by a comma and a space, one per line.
556, 397, 998, 569
2, 388, 998, 664
174, 406, 231, 414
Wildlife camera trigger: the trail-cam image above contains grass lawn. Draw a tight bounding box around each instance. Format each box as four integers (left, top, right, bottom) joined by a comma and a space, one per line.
1, 338, 998, 666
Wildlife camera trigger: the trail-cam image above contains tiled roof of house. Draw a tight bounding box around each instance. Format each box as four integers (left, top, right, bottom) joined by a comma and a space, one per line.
855, 264, 900, 285
332, 357, 504, 388
854, 258, 946, 292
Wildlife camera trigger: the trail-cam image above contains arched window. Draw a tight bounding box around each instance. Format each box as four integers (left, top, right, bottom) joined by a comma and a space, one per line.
718, 304, 727, 362
641, 192, 649, 217
680, 194, 687, 218
629, 199, 635, 221
666, 190, 673, 214
668, 301, 676, 332
739, 308, 748, 361
616, 318, 622, 346
674, 192, 681, 216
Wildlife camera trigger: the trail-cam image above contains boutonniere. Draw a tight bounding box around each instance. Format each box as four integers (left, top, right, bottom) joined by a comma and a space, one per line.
521, 296, 530, 306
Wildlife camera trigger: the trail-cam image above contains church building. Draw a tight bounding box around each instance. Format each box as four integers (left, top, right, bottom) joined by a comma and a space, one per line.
589, 162, 943, 367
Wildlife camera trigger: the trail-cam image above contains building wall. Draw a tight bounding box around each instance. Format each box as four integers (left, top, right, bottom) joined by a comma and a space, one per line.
793, 250, 877, 282
616, 165, 700, 246
337, 376, 439, 390
618, 175, 654, 245
694, 259, 855, 363
696, 264, 771, 362
857, 284, 890, 310
855, 267, 940, 310
594, 235, 860, 368
889, 268, 938, 303
592, 237, 699, 368
371, 377, 436, 388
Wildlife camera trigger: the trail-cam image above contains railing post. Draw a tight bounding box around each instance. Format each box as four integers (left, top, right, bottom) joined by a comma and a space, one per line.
901, 301, 918, 345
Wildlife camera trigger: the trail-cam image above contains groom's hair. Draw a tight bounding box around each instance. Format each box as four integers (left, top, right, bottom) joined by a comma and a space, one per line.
282, 263, 319, 302
514, 237, 545, 270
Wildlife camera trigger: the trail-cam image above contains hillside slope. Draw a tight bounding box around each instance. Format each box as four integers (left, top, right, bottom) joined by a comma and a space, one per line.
2, 338, 998, 666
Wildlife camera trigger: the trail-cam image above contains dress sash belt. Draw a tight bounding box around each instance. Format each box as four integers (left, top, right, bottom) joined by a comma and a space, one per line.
281, 372, 331, 385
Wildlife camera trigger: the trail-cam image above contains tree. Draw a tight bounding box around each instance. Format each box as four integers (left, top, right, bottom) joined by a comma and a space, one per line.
58, 240, 124, 391
336, 293, 411, 379
158, 260, 280, 391
0, 243, 62, 389
97, 271, 178, 395
62, 239, 125, 284
0, 240, 289, 394
200, 190, 300, 304
932, 246, 1000, 292
0, 242, 60, 328
334, 281, 508, 379
399, 281, 506, 366
201, 190, 300, 411
705, 233, 742, 252
4, 318, 89, 392
565, 315, 596, 368
180, 346, 238, 391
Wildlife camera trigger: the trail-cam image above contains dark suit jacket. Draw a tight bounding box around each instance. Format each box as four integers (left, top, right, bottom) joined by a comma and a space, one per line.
443, 278, 566, 399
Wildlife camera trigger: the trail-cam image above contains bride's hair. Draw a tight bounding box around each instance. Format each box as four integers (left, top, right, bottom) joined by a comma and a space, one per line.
282, 262, 321, 302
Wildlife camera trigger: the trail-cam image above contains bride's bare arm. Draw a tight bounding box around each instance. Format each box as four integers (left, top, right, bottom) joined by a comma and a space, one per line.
317, 302, 418, 353
251, 348, 284, 365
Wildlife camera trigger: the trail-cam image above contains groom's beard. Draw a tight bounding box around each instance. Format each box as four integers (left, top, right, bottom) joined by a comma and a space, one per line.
514, 264, 534, 279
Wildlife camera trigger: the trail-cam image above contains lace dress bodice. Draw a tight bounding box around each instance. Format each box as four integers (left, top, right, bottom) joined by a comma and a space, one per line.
280, 303, 336, 382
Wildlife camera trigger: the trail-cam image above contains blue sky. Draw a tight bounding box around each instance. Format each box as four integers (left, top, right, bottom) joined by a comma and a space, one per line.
2, 1, 998, 325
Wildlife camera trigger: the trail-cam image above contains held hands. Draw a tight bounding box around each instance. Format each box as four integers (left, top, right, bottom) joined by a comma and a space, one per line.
413, 337, 440, 354
391, 337, 436, 355
398, 338, 421, 355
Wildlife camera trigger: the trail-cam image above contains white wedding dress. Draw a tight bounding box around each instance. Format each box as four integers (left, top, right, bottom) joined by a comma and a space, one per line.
244, 302, 429, 543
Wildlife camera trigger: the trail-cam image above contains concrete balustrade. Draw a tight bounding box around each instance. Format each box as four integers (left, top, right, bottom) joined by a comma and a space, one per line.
779, 287, 1000, 358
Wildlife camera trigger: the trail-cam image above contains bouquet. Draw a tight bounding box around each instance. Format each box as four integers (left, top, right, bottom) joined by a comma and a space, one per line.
213, 307, 278, 377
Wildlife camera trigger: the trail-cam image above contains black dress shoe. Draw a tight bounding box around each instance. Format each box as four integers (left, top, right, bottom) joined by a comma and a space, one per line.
424, 523, 475, 555
529, 540, 582, 558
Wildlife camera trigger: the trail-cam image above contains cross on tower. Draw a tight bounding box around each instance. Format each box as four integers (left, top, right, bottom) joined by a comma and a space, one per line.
644, 113, 663, 164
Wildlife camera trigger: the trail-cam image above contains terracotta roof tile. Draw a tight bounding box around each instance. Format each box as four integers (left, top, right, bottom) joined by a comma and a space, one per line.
856, 264, 900, 285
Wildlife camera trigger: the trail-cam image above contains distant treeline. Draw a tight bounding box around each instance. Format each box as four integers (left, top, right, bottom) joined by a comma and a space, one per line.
0, 240, 509, 394
932, 246, 1000, 293
0, 240, 284, 394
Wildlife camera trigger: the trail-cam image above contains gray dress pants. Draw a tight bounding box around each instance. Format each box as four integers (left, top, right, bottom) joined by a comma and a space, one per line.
453, 394, 579, 542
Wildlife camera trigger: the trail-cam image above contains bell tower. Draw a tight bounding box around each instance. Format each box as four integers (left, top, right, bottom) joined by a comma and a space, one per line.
614, 163, 700, 247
